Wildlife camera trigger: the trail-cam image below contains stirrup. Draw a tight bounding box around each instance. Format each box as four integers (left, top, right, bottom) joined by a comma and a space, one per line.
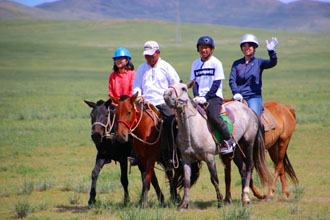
128, 157, 138, 166
220, 146, 233, 154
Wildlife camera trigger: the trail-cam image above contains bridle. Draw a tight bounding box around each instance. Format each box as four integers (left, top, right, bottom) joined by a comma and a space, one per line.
117, 102, 142, 132
91, 106, 115, 137
117, 102, 163, 145
168, 85, 188, 110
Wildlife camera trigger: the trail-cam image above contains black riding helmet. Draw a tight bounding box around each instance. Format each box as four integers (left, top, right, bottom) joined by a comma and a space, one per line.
196, 36, 215, 52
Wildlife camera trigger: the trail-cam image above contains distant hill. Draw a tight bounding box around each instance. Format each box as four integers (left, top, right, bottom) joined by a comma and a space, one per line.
1, 0, 330, 32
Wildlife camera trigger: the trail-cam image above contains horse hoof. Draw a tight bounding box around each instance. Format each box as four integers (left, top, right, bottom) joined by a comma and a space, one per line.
224, 199, 232, 204
178, 203, 188, 210
242, 199, 250, 207
88, 199, 96, 207
265, 196, 273, 201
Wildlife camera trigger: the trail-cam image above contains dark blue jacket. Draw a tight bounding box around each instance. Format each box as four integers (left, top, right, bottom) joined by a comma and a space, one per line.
229, 50, 277, 99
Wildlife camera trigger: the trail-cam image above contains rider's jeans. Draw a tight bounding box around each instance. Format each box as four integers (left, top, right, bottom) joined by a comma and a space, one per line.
246, 97, 263, 117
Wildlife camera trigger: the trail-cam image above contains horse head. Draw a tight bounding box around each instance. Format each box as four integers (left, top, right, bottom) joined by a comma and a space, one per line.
164, 81, 191, 111
84, 99, 112, 145
111, 93, 138, 143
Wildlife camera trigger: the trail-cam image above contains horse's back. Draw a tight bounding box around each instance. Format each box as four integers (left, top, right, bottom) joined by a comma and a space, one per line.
264, 101, 296, 125
264, 101, 296, 142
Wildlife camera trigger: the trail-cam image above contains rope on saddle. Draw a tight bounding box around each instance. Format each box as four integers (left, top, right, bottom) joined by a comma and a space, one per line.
129, 102, 164, 145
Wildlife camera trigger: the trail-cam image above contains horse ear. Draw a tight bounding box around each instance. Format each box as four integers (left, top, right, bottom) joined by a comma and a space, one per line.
105, 99, 112, 108
187, 79, 196, 89
171, 79, 178, 86
84, 100, 96, 108
131, 92, 139, 103
110, 96, 119, 104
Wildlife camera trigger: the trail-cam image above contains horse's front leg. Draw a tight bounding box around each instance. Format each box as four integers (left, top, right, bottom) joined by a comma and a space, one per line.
139, 165, 153, 208
165, 168, 180, 203
220, 154, 232, 204
178, 159, 191, 210
88, 154, 106, 206
205, 155, 223, 208
119, 158, 130, 205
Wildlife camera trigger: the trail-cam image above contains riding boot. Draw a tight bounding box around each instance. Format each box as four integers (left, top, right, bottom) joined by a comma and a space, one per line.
214, 118, 235, 154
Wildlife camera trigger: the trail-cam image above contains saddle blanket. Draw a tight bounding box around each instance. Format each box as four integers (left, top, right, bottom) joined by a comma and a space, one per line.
209, 114, 233, 143
196, 105, 233, 143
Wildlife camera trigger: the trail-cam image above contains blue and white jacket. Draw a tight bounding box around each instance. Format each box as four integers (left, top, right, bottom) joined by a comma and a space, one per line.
229, 50, 277, 99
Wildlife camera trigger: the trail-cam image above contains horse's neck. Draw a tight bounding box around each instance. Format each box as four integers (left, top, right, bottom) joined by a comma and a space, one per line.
176, 101, 200, 144
134, 106, 157, 136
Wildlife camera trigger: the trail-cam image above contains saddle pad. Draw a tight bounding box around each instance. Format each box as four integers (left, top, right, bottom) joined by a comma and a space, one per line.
261, 108, 276, 131
209, 114, 233, 143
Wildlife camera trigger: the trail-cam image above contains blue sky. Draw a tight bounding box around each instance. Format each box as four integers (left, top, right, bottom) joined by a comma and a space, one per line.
4, 0, 330, 7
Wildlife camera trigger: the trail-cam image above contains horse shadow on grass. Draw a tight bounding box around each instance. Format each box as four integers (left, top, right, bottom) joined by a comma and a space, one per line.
191, 198, 264, 209
55, 205, 90, 214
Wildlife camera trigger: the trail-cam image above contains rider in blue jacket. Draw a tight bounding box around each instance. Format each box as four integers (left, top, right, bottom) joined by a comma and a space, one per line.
229, 34, 278, 117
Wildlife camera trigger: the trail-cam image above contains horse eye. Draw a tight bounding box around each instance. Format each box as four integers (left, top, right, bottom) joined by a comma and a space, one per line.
127, 111, 131, 115
182, 87, 187, 92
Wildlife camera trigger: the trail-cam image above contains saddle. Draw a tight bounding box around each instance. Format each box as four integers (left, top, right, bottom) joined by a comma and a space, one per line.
261, 108, 276, 131
232, 99, 277, 132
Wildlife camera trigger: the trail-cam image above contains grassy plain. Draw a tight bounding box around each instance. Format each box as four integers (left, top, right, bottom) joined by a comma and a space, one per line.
0, 20, 329, 219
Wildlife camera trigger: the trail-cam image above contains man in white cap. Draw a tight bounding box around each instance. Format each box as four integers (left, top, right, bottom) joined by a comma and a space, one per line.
132, 41, 180, 165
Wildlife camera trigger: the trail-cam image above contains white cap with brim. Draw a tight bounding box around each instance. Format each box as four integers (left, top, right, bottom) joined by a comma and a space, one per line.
143, 41, 159, 56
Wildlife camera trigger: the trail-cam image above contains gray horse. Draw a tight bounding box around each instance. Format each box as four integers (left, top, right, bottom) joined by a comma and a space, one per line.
163, 82, 271, 209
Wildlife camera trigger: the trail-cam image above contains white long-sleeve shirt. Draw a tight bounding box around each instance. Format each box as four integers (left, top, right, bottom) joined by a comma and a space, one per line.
133, 58, 180, 106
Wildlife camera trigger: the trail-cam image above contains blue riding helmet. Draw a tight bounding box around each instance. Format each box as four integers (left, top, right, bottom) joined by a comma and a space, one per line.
112, 47, 131, 60
196, 36, 214, 51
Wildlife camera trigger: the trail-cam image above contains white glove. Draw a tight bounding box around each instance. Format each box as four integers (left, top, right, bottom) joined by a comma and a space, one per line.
265, 37, 278, 51
233, 93, 243, 102
136, 96, 145, 103
193, 96, 207, 104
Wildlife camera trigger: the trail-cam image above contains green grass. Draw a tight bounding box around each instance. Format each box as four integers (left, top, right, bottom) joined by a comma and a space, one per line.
0, 20, 329, 219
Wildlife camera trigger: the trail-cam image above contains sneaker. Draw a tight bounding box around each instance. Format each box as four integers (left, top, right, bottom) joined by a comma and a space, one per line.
221, 138, 235, 154
128, 156, 138, 166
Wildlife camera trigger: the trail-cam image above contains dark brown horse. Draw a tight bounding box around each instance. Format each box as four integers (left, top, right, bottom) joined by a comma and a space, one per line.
84, 99, 168, 206
221, 101, 298, 202
111, 94, 182, 207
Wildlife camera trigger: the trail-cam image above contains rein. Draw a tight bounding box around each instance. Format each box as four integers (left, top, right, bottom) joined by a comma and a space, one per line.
118, 102, 163, 145
92, 106, 116, 137
168, 85, 189, 105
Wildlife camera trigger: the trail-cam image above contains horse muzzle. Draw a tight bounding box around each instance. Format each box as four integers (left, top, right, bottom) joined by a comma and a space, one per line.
116, 132, 129, 144
164, 90, 176, 108
91, 125, 104, 144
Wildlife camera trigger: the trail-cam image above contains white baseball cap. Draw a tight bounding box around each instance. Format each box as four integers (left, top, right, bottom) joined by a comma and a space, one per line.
143, 41, 160, 56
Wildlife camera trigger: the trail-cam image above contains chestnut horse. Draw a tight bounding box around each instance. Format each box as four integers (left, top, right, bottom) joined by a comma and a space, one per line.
222, 101, 298, 202
111, 94, 182, 208
264, 101, 298, 198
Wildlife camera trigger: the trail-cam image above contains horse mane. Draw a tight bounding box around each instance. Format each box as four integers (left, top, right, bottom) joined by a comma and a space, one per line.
119, 95, 130, 101
96, 100, 105, 105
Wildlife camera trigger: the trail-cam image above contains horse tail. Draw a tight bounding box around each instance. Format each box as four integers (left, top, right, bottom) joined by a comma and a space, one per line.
283, 151, 299, 185
286, 105, 296, 119
253, 121, 272, 187
177, 161, 202, 190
